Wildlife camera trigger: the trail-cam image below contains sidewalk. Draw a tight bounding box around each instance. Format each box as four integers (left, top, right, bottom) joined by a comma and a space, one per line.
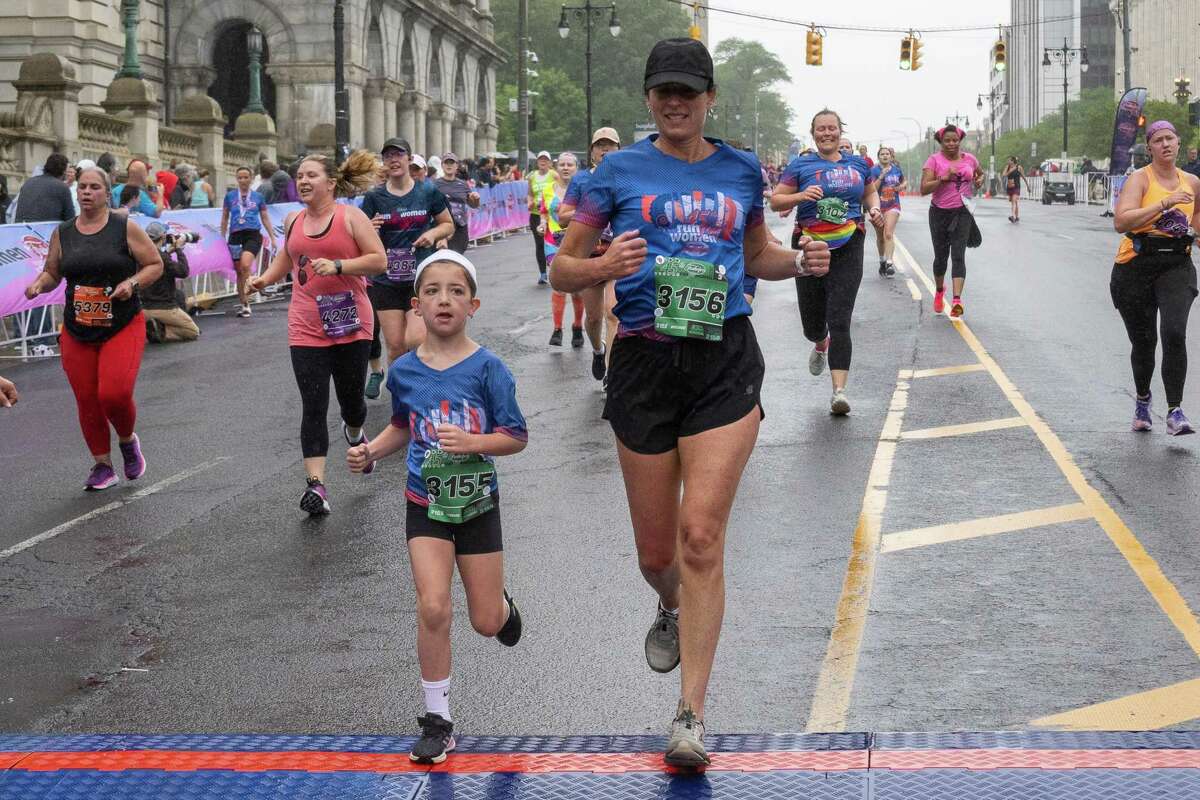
4, 731, 1200, 798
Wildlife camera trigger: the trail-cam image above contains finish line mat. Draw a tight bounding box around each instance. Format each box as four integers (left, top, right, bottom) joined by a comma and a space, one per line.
5, 732, 1200, 798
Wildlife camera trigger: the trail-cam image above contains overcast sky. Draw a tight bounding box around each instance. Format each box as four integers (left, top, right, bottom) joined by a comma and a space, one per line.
707, 0, 1010, 152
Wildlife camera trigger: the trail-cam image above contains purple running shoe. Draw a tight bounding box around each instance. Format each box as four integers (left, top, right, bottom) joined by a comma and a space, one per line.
85, 462, 118, 491
300, 477, 331, 515
118, 434, 146, 480
1132, 393, 1153, 432
1166, 408, 1195, 436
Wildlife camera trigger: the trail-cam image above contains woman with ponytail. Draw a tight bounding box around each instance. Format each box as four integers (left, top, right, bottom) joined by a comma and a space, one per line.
250, 150, 388, 515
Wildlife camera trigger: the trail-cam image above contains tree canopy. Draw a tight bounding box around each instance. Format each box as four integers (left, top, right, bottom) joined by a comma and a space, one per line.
490, 3, 797, 158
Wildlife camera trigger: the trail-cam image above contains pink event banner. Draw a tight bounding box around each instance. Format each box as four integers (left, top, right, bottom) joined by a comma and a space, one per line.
1, 185, 527, 319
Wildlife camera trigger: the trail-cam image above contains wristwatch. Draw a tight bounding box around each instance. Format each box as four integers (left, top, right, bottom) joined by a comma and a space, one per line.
128, 277, 139, 290
335, 259, 343, 275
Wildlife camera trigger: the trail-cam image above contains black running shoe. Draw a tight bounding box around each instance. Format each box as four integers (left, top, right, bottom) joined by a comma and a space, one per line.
883, 261, 896, 278
549, 328, 563, 347
591, 351, 607, 381
571, 327, 584, 348
410, 713, 455, 764
496, 589, 522, 647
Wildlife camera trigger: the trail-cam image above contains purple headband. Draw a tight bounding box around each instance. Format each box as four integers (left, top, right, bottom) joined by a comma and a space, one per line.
1146, 120, 1177, 142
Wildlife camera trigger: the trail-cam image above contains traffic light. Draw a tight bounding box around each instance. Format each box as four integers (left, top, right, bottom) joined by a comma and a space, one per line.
993, 40, 1006, 72
911, 37, 923, 70
899, 37, 912, 70
806, 29, 823, 66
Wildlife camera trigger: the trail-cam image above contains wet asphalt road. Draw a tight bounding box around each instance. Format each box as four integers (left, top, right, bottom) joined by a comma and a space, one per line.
1, 198, 1197, 739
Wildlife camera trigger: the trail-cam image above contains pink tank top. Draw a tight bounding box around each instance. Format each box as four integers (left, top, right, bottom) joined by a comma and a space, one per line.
285, 204, 375, 348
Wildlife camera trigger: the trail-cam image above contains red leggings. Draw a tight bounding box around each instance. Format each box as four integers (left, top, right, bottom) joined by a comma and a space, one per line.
551, 291, 584, 329
60, 313, 146, 456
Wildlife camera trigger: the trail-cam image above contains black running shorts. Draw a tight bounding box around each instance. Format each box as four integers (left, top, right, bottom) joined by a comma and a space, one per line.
405, 492, 504, 555
228, 229, 263, 258
603, 315, 765, 455
368, 280, 417, 312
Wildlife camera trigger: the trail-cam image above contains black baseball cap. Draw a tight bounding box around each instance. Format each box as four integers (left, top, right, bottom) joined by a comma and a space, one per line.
644, 38, 714, 94
381, 137, 411, 155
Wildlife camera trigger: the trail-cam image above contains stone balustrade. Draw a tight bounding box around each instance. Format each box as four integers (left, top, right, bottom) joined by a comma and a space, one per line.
158, 126, 201, 166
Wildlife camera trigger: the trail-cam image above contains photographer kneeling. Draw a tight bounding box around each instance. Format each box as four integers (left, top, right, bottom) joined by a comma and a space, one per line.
142, 222, 200, 343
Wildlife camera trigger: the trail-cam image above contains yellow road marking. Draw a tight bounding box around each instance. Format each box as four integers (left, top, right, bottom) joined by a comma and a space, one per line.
905, 278, 922, 300
910, 364, 987, 379
899, 416, 1027, 440
1033, 677, 1200, 730
806, 377, 909, 732
894, 238, 1200, 665
880, 502, 1091, 554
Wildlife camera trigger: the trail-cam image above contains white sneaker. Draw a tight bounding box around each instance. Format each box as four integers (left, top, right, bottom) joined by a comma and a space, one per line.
830, 389, 850, 416
808, 339, 829, 376
237, 304, 251, 318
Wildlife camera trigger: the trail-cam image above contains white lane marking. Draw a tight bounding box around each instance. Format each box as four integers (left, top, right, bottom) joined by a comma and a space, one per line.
0, 457, 229, 561
508, 313, 549, 337
1056, 233, 1074, 240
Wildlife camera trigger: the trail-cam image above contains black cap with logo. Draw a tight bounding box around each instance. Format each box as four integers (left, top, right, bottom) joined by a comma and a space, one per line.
643, 38, 714, 94
381, 137, 411, 155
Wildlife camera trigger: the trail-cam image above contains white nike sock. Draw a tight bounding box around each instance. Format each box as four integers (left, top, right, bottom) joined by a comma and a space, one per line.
421, 677, 451, 721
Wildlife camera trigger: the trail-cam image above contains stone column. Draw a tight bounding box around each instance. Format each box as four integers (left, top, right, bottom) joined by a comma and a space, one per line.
381, 80, 404, 141
170, 66, 216, 121
233, 112, 278, 163
12, 54, 82, 148
364, 80, 387, 153
174, 94, 227, 178
460, 115, 479, 159
405, 92, 430, 156
434, 104, 454, 158
102, 77, 161, 162
398, 96, 418, 146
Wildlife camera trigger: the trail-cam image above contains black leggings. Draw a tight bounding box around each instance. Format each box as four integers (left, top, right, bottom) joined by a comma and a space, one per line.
928, 205, 969, 284
369, 309, 382, 362
795, 229, 864, 372
530, 213, 546, 272
290, 340, 371, 458
1110, 256, 1198, 408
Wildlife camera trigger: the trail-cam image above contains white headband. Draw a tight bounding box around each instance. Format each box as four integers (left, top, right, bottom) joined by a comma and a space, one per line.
414, 250, 479, 290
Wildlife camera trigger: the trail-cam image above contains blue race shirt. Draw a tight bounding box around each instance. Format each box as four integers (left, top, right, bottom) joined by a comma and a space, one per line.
575, 135, 765, 332
778, 152, 871, 248
361, 182, 449, 286
387, 347, 528, 506
872, 164, 905, 210
223, 189, 267, 234
112, 185, 159, 217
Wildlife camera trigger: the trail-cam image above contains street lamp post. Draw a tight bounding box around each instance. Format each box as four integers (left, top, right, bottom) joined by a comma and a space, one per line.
333, 0, 350, 161
1174, 74, 1193, 107
976, 90, 1007, 160
245, 27, 267, 115
117, 0, 142, 79
1043, 37, 1088, 158
558, 1, 620, 151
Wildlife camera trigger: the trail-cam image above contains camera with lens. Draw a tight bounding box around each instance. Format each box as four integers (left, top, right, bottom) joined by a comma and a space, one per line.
169, 231, 201, 246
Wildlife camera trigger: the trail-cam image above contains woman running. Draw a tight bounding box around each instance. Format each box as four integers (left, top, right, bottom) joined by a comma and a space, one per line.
23, 165, 163, 490
361, 138, 455, 393
537, 152, 585, 348
1111, 120, 1198, 435
220, 166, 277, 318
552, 37, 830, 767
871, 146, 905, 277
560, 127, 623, 383
1001, 156, 1029, 222
771, 109, 884, 415
248, 151, 387, 514
921, 125, 984, 319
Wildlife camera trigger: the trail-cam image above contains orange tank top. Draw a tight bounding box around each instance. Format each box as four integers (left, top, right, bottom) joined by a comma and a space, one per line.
1115, 166, 1196, 264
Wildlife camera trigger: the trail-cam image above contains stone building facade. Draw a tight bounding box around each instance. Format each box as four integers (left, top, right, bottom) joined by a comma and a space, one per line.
0, 0, 502, 163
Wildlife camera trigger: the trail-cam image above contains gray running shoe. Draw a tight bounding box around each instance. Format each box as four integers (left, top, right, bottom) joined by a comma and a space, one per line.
645, 603, 680, 673
664, 700, 710, 767
830, 389, 851, 416
808, 339, 829, 376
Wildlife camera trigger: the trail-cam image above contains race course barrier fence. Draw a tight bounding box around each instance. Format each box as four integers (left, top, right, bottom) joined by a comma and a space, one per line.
0, 182, 529, 358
